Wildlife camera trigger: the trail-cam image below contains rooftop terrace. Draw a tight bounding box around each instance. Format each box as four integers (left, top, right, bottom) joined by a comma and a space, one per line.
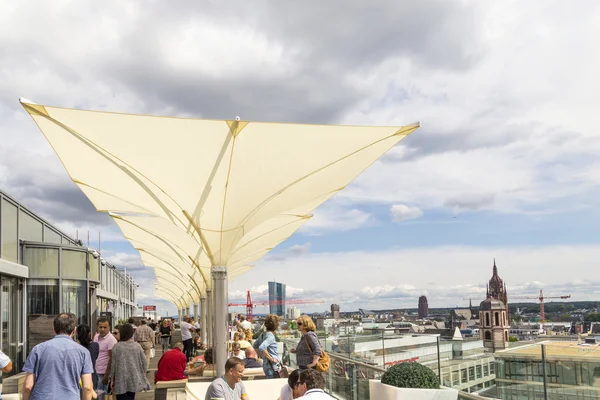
497, 340, 600, 359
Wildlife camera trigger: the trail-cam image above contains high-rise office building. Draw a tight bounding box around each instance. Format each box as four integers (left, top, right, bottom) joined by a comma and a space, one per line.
268, 281, 286, 316
418, 295, 428, 319
331, 304, 340, 319
287, 307, 300, 320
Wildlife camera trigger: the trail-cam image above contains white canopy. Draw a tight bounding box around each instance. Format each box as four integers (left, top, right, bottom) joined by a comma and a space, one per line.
21, 99, 418, 301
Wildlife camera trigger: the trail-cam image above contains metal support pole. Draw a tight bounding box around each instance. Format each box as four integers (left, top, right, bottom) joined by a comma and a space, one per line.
437, 336, 442, 381
200, 296, 207, 344
212, 266, 228, 377
193, 303, 199, 321
541, 344, 548, 400
206, 288, 213, 347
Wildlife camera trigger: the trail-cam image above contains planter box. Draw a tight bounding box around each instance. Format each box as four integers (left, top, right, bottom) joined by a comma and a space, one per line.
369, 380, 458, 400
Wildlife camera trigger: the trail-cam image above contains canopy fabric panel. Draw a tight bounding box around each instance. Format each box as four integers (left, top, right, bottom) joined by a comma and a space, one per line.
21, 99, 418, 299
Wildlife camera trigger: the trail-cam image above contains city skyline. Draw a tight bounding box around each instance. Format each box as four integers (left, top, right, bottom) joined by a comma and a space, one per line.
1, 2, 600, 316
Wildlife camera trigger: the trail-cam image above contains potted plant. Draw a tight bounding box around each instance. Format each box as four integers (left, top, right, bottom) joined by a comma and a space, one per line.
369, 362, 458, 400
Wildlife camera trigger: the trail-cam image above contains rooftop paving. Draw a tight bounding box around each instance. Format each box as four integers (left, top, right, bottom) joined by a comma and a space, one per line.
498, 341, 600, 359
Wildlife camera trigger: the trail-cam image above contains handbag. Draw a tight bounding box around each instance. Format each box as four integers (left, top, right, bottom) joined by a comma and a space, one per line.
270, 360, 289, 379
304, 335, 330, 373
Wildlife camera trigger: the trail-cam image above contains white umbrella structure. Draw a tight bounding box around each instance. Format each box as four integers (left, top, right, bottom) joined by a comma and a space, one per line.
20, 98, 419, 373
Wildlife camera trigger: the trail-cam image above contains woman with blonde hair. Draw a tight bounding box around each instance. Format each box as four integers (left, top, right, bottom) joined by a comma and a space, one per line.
290, 315, 322, 370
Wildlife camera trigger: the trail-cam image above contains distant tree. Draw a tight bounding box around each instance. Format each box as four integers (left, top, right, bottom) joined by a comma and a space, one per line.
559, 314, 572, 322
512, 316, 522, 323
508, 336, 519, 342
585, 312, 600, 322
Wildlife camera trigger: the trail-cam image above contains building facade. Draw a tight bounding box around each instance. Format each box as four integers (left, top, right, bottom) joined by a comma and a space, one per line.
331, 304, 340, 319
418, 295, 428, 319
479, 297, 509, 352
268, 281, 286, 316
495, 341, 600, 399
0, 189, 137, 375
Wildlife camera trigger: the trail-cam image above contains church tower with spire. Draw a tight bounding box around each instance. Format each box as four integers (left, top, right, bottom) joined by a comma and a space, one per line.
480, 259, 510, 352
487, 258, 509, 314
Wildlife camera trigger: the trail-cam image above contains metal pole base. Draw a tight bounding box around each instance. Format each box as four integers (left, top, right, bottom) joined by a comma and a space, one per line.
212, 265, 228, 377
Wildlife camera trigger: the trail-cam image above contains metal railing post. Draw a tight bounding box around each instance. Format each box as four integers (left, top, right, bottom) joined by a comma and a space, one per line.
541, 344, 549, 400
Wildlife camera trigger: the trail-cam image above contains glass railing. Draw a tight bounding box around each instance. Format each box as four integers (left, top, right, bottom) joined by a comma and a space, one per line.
280, 333, 499, 400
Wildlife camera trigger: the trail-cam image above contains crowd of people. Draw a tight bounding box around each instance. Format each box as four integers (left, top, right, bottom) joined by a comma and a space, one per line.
2, 311, 330, 400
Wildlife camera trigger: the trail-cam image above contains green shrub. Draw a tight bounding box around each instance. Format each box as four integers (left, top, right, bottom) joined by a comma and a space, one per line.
381, 362, 440, 389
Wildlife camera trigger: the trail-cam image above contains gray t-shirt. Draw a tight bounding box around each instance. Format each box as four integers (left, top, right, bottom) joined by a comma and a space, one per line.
22, 334, 93, 400
205, 377, 247, 400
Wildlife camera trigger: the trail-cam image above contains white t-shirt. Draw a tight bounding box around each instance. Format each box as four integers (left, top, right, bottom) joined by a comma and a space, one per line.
240, 320, 253, 331
299, 389, 335, 399
280, 384, 293, 400
180, 321, 193, 341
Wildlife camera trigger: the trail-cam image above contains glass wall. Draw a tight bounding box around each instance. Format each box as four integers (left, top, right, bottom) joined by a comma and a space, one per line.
62, 249, 87, 280
19, 212, 43, 242
1, 199, 18, 263
43, 226, 62, 244
24, 248, 59, 277
62, 280, 87, 324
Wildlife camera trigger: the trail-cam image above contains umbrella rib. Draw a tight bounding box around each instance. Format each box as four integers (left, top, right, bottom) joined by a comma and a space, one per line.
27, 109, 189, 226
236, 129, 416, 230
218, 134, 237, 264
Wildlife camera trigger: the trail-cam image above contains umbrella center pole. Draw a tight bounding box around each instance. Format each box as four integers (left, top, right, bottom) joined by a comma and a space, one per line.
206, 288, 213, 348
200, 296, 207, 345
212, 266, 228, 377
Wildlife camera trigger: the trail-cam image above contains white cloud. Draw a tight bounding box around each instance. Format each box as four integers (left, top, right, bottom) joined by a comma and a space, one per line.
228, 244, 600, 310
301, 203, 374, 235
390, 204, 423, 222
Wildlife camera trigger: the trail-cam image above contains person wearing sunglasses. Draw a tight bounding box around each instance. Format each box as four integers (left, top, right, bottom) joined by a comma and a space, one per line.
279, 369, 301, 400
290, 315, 322, 370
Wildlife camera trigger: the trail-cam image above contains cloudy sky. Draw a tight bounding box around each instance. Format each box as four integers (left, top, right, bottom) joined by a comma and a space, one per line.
2, 1, 600, 316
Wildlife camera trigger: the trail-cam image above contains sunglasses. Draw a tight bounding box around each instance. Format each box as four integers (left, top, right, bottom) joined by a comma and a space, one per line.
297, 322, 303, 326
112, 331, 119, 335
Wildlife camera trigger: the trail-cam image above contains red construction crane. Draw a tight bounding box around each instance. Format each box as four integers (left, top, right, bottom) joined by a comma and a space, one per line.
228, 290, 324, 321
512, 289, 571, 323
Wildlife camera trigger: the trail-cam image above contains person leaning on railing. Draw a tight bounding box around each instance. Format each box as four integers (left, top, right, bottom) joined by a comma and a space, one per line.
290, 315, 322, 370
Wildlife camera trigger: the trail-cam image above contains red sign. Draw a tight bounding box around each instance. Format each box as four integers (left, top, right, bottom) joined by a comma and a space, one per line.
143, 305, 156, 311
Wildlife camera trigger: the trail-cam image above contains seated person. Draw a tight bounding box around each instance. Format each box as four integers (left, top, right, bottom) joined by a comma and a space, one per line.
231, 342, 245, 360
279, 369, 301, 400
243, 347, 262, 369
296, 369, 334, 399
187, 348, 215, 377
205, 357, 249, 400
233, 332, 251, 350
155, 342, 187, 383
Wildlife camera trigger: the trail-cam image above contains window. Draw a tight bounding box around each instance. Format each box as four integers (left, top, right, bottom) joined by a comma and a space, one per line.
495, 312, 500, 326
43, 226, 62, 244
476, 365, 482, 379
62, 280, 87, 325
484, 364, 489, 376
485, 313, 490, 326
461, 369, 467, 383
469, 367, 475, 381
89, 257, 99, 282
490, 362, 495, 374
19, 212, 43, 242
28, 279, 59, 315
25, 247, 59, 277
485, 331, 491, 340
62, 249, 87, 279
1, 199, 18, 262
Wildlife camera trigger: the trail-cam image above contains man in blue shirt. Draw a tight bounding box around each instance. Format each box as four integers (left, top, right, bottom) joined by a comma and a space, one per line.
22, 313, 95, 400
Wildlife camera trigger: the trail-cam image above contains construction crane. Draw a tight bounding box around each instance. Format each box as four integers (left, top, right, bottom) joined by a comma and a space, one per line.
228, 290, 324, 321
512, 289, 571, 323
